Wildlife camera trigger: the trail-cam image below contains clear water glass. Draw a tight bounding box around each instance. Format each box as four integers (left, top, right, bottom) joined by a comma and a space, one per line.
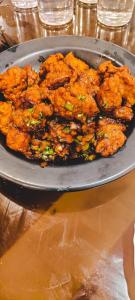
79, 0, 97, 5
97, 0, 134, 27
11, 0, 38, 9
38, 0, 74, 27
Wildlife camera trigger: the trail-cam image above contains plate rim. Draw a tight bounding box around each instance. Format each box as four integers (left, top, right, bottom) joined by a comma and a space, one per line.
0, 35, 135, 191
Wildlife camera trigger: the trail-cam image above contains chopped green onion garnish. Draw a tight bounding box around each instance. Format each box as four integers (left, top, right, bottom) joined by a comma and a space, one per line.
42, 154, 47, 161
43, 146, 54, 155
82, 153, 88, 159
83, 143, 89, 151
103, 102, 109, 108
63, 126, 70, 133
30, 119, 41, 126
39, 112, 44, 120
77, 95, 86, 101
31, 145, 40, 151
28, 108, 34, 113
74, 138, 81, 144
64, 102, 74, 112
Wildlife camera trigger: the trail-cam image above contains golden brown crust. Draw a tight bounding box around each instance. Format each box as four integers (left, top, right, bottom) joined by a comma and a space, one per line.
0, 102, 13, 135
64, 52, 89, 74
0, 54, 134, 164
49, 84, 99, 122
6, 127, 30, 155
96, 118, 126, 157
114, 106, 133, 121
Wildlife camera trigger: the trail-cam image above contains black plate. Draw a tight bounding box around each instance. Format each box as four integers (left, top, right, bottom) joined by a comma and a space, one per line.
0, 36, 135, 191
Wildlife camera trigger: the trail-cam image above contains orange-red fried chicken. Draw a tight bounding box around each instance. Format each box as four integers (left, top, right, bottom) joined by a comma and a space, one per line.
40, 53, 76, 89
6, 127, 30, 155
0, 65, 39, 106
96, 118, 126, 157
0, 66, 27, 102
42, 70, 72, 90
40, 53, 64, 74
12, 103, 53, 132
32, 102, 53, 118
114, 106, 133, 121
0, 102, 13, 135
49, 84, 99, 121
24, 65, 39, 87
118, 70, 135, 106
20, 85, 42, 107
78, 68, 100, 94
97, 75, 122, 111
98, 60, 129, 78
64, 52, 89, 74
98, 64, 135, 110
0, 53, 135, 165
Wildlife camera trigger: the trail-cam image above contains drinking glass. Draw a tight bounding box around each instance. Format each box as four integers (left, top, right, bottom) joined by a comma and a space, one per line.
38, 0, 74, 27
11, 0, 38, 9
97, 0, 134, 27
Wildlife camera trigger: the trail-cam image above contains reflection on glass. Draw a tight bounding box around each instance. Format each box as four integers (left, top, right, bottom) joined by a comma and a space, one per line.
40, 20, 74, 37
74, 3, 97, 36
38, 0, 74, 27
96, 23, 131, 48
13, 9, 41, 43
97, 0, 134, 27
11, 0, 37, 10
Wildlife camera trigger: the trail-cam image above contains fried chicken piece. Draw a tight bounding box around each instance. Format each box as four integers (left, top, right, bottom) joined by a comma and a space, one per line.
65, 52, 89, 74
78, 68, 100, 94
97, 75, 122, 112
12, 109, 28, 131
33, 102, 53, 118
96, 118, 126, 157
0, 66, 27, 102
6, 127, 30, 155
98, 60, 129, 78
40, 53, 76, 89
49, 84, 99, 122
0, 102, 13, 135
97, 117, 126, 131
0, 66, 27, 91
0, 54, 134, 165
40, 53, 64, 74
12, 103, 53, 132
0, 65, 39, 107
20, 83, 51, 108
23, 65, 39, 87
114, 106, 133, 121
42, 71, 71, 90
118, 70, 135, 106
20, 85, 42, 107
98, 61, 135, 107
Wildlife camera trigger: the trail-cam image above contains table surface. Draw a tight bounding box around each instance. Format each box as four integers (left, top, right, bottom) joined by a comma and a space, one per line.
0, 1, 135, 299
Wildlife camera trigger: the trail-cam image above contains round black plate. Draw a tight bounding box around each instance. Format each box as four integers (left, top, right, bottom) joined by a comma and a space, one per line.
0, 36, 135, 191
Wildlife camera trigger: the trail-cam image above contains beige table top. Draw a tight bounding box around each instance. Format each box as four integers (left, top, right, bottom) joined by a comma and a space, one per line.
0, 1, 135, 299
